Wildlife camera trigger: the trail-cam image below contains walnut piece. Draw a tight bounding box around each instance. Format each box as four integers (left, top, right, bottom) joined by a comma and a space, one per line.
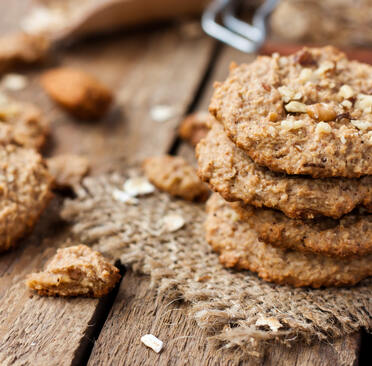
143, 155, 209, 201
306, 103, 337, 122
26, 244, 121, 297
41, 67, 113, 120
284, 101, 307, 113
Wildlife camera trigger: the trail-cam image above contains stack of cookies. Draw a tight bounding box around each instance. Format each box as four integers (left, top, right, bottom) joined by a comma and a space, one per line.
196, 46, 372, 288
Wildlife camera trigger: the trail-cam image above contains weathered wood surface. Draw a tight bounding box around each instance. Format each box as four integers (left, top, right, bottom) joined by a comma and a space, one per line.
0, 8, 214, 365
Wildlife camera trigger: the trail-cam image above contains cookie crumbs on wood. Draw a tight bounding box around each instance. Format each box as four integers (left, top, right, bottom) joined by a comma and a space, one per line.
140, 334, 163, 353
178, 111, 209, 146
40, 67, 113, 120
0, 32, 49, 74
143, 155, 209, 202
47, 154, 90, 189
26, 245, 121, 298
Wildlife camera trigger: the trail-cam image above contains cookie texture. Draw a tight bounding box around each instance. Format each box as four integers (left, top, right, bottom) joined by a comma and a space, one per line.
0, 95, 49, 150
143, 155, 209, 201
47, 154, 90, 189
179, 111, 209, 146
233, 202, 372, 258
0, 32, 49, 74
210, 46, 372, 178
206, 194, 372, 288
26, 244, 121, 297
197, 121, 372, 219
41, 67, 113, 119
0, 145, 52, 252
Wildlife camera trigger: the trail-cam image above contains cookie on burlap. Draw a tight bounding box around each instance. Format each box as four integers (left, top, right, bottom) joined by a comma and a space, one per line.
206, 194, 372, 288
197, 121, 372, 219
26, 244, 121, 297
41, 67, 113, 120
143, 155, 209, 201
210, 46, 372, 178
0, 95, 49, 150
0, 145, 52, 252
233, 201, 372, 258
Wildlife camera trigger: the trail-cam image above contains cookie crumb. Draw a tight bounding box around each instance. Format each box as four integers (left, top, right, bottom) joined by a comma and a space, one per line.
179, 111, 209, 146
47, 154, 89, 188
26, 245, 121, 297
143, 155, 209, 201
41, 67, 113, 120
140, 334, 163, 353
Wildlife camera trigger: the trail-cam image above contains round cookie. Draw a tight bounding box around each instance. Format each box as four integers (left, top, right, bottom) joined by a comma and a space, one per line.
210, 46, 372, 178
0, 145, 53, 252
0, 96, 49, 150
197, 121, 372, 219
206, 194, 372, 288
233, 202, 372, 258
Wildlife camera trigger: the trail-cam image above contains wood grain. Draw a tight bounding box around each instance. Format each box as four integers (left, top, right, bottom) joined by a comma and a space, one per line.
0, 20, 214, 366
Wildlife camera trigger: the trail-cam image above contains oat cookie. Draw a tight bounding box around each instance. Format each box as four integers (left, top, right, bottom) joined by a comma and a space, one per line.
0, 145, 52, 252
210, 47, 372, 178
0, 96, 49, 150
233, 202, 372, 258
47, 154, 89, 189
41, 67, 113, 120
197, 121, 372, 219
206, 194, 372, 288
143, 155, 209, 201
179, 111, 209, 146
26, 244, 121, 297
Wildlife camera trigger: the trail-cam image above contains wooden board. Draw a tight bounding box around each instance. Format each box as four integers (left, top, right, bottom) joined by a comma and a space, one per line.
0, 17, 214, 366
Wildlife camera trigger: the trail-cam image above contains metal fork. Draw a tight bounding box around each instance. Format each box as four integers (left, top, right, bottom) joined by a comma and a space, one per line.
202, 0, 279, 53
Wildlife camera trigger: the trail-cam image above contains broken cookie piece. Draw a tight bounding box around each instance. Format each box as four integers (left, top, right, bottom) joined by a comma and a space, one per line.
178, 111, 209, 146
26, 245, 121, 297
0, 32, 50, 74
0, 95, 49, 150
40, 67, 113, 120
47, 154, 90, 189
143, 155, 209, 201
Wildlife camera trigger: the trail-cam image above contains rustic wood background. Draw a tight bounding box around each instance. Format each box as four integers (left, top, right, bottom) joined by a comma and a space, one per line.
0, 1, 369, 365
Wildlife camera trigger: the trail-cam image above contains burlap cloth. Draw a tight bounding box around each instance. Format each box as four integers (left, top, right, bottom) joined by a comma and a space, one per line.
61, 171, 372, 358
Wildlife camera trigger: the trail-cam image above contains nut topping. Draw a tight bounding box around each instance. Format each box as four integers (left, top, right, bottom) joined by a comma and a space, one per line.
306, 103, 337, 122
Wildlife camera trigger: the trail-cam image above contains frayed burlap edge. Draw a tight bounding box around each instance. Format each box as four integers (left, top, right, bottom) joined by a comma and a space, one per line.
61, 171, 372, 359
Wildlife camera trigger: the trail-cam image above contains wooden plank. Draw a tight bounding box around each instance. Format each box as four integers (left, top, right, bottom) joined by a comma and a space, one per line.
0, 20, 215, 366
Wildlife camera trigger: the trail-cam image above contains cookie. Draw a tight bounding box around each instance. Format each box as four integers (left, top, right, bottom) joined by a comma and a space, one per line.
0, 145, 52, 252
0, 32, 50, 74
210, 46, 372, 178
26, 244, 121, 297
143, 155, 209, 201
0, 95, 49, 150
179, 111, 209, 146
206, 194, 372, 288
47, 154, 90, 189
41, 67, 113, 120
233, 202, 372, 258
197, 120, 372, 219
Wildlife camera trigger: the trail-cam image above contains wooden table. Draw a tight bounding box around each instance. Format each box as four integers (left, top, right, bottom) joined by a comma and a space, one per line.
0, 2, 370, 365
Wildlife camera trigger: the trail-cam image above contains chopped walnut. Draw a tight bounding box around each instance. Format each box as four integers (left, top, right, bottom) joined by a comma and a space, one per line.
351, 120, 372, 131
315, 122, 332, 134
306, 103, 337, 122
143, 155, 209, 201
281, 119, 306, 131
285, 101, 307, 113
26, 245, 121, 297
338, 85, 354, 99
179, 111, 209, 146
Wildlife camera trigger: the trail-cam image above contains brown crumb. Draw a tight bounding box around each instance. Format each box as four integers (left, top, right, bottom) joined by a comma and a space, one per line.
0, 97, 49, 150
47, 154, 90, 189
40, 67, 113, 120
0, 32, 50, 74
26, 244, 121, 298
143, 155, 209, 201
179, 111, 209, 146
